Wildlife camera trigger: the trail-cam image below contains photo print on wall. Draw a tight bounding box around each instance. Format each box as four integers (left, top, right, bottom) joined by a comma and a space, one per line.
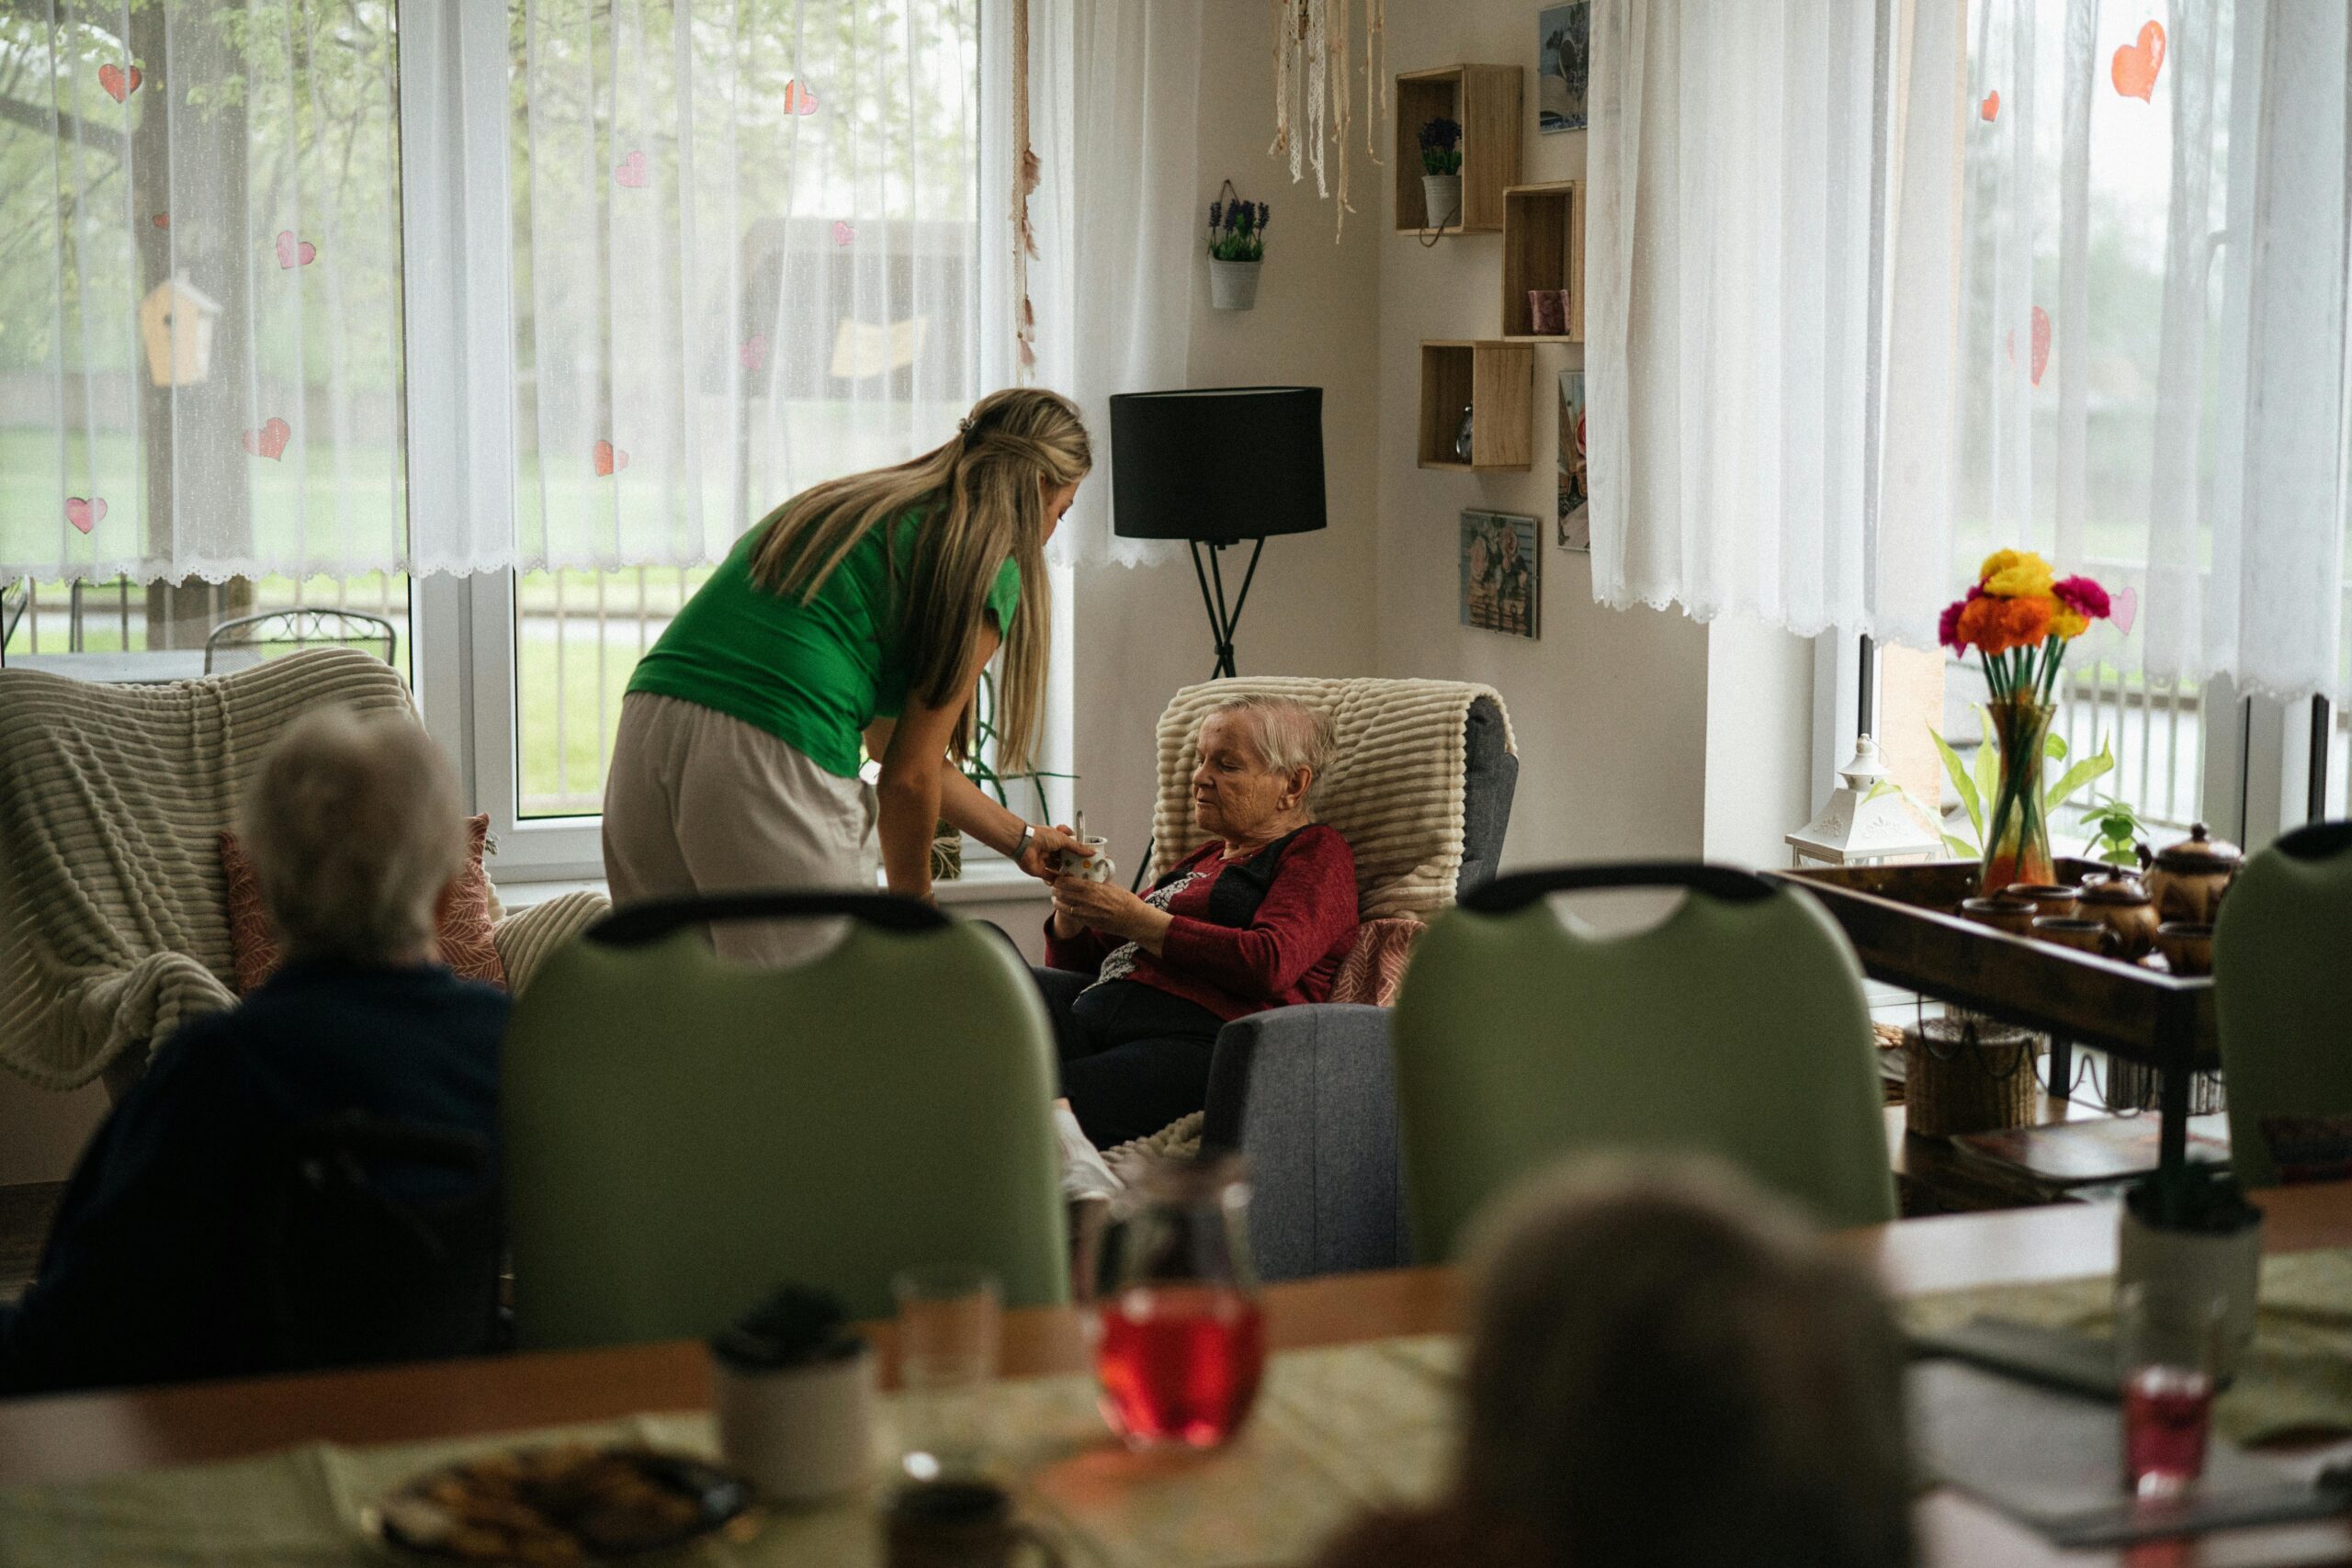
1539, 4, 1589, 133
1557, 370, 1589, 551
1461, 509, 1541, 638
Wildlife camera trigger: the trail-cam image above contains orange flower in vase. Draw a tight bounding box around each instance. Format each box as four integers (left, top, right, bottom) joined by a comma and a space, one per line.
1938, 551, 2114, 895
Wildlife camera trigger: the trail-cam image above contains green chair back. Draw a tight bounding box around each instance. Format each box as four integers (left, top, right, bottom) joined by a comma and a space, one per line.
1392, 863, 1895, 1259
2214, 820, 2352, 1188
503, 893, 1067, 1350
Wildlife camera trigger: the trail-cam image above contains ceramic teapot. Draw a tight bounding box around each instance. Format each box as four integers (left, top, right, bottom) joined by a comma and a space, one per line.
2075, 870, 2161, 962
2136, 822, 2244, 924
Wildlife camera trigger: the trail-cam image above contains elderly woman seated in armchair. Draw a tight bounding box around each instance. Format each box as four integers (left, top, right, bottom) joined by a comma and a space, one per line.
1035, 694, 1361, 1148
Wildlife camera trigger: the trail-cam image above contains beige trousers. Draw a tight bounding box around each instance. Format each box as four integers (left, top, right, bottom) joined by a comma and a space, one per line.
602, 692, 877, 966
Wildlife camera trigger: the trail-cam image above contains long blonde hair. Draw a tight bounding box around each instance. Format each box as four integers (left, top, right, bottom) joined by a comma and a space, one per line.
749, 388, 1090, 772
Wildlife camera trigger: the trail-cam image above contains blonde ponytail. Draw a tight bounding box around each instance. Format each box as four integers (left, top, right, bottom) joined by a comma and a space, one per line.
748, 387, 1089, 772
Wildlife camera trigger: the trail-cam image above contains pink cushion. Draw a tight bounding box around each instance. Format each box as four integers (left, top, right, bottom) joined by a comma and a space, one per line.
1329, 917, 1424, 1007
220, 815, 506, 995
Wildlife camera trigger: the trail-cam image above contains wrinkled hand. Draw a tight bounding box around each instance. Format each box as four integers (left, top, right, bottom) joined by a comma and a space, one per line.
1051, 874, 1152, 940
1020, 822, 1084, 881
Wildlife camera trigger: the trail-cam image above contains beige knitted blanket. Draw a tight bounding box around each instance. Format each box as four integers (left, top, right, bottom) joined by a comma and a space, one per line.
0, 650, 415, 1089
1151, 677, 1515, 920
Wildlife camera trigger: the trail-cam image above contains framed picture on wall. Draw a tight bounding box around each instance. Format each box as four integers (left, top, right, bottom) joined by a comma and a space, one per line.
1557, 370, 1589, 550
1539, 3, 1589, 133
1461, 509, 1541, 639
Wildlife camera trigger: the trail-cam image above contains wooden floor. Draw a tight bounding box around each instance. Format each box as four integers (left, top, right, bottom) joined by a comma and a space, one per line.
0, 1183, 62, 1303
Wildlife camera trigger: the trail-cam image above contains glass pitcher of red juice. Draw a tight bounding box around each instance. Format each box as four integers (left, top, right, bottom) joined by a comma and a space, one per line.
1092, 1154, 1266, 1450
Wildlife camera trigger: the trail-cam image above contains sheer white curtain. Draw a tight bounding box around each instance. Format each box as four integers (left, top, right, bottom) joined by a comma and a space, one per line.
1584, 0, 1879, 632
0, 4, 406, 586
1022, 0, 1198, 569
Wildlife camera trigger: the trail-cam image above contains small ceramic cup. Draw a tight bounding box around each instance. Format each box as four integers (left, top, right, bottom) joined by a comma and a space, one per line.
712, 1338, 876, 1506
2032, 915, 2110, 954
2004, 882, 2082, 920
2154, 920, 2215, 977
1055, 836, 1114, 885
886, 1481, 1064, 1568
1959, 896, 2037, 936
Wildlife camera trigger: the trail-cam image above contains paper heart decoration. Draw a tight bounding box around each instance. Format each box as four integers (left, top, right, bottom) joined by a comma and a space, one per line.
831, 220, 854, 247
151, 212, 170, 230
65, 496, 107, 535
243, 417, 292, 460
783, 79, 818, 115
1979, 90, 1999, 122
2112, 20, 2165, 102
2109, 583, 2138, 636
739, 334, 770, 371
594, 440, 629, 477
274, 231, 316, 268
614, 151, 648, 187
97, 63, 141, 103
2004, 306, 2052, 387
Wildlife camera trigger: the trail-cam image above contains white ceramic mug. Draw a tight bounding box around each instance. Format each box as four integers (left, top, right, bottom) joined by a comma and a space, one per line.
1057, 836, 1114, 885
711, 1340, 876, 1505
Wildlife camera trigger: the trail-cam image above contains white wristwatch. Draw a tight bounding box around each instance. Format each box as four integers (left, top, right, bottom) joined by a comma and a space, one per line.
1012, 823, 1036, 863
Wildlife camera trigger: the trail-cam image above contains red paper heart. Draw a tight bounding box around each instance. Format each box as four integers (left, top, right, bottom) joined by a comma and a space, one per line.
275, 231, 316, 268
151, 211, 170, 230
2110, 584, 2138, 636
243, 417, 291, 461
739, 334, 769, 371
831, 220, 855, 247
2112, 20, 2165, 102
784, 79, 818, 115
2004, 307, 2052, 387
614, 151, 648, 188
64, 496, 107, 535
97, 63, 141, 103
594, 440, 629, 477
1980, 90, 1999, 122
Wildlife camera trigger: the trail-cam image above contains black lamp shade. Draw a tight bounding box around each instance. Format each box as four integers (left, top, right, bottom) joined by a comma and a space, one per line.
1108, 387, 1327, 543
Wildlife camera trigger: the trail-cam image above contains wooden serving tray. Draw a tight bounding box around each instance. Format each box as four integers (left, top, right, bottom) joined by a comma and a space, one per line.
1769, 859, 2215, 1072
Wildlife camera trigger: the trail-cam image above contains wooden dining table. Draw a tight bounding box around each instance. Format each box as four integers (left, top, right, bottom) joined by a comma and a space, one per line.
4, 1182, 2349, 1566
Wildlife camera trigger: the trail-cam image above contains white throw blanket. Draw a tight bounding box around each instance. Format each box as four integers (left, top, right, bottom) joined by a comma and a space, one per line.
1150, 677, 1516, 919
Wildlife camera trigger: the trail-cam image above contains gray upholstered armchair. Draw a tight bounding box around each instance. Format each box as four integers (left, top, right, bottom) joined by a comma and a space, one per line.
1136, 679, 1518, 1281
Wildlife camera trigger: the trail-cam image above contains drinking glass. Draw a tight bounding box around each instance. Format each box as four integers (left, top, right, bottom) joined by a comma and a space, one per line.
894, 1267, 1002, 1483
1093, 1155, 1265, 1450
2115, 1281, 2224, 1499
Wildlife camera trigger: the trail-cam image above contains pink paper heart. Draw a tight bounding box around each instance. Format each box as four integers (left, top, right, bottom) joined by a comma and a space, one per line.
97, 63, 141, 103
65, 496, 107, 535
594, 439, 629, 477
614, 151, 648, 188
2109, 584, 2137, 636
275, 231, 316, 268
784, 79, 817, 116
2003, 306, 2052, 386
1980, 90, 1999, 122
243, 416, 291, 460
831, 220, 854, 247
2112, 20, 2165, 102
739, 334, 769, 371
151, 211, 170, 230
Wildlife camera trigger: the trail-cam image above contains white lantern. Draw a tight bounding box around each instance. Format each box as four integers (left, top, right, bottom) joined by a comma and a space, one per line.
1785, 734, 1945, 867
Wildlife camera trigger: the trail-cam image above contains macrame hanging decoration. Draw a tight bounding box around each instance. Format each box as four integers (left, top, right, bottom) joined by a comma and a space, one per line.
1268, 0, 1385, 240
1012, 0, 1039, 376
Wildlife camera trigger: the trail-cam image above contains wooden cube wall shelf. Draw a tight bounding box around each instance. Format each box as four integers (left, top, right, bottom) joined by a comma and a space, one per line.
1500, 181, 1584, 341
1419, 341, 1533, 470
1394, 65, 1523, 234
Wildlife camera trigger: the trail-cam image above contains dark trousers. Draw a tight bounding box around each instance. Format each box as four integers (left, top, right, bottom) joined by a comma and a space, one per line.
1029, 968, 1225, 1150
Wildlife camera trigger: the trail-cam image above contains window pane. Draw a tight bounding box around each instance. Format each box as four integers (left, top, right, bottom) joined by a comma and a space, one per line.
514, 565, 707, 818
2, 572, 411, 689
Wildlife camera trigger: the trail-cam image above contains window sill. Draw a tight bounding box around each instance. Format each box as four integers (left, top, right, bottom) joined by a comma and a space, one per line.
492, 858, 1049, 912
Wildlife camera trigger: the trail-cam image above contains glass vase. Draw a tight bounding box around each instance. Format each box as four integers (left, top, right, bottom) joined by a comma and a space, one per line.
1980, 696, 2056, 896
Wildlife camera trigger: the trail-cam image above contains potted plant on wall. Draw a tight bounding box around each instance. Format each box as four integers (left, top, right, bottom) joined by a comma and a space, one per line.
1419, 117, 1464, 228
1207, 183, 1270, 311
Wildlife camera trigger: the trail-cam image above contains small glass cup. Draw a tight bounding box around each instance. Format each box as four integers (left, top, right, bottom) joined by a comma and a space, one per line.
893, 1267, 1002, 1483
2116, 1281, 2224, 1499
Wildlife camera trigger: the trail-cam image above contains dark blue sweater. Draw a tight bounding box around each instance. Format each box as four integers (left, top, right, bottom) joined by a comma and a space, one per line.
0, 958, 508, 1395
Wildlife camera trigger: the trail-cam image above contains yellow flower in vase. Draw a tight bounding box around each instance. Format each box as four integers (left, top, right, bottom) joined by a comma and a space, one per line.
1979, 548, 2056, 600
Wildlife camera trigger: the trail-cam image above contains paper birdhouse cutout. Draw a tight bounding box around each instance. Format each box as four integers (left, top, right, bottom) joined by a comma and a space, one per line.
140, 274, 221, 387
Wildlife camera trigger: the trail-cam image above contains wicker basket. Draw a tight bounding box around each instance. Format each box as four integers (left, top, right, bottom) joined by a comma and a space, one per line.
1905, 1015, 2043, 1136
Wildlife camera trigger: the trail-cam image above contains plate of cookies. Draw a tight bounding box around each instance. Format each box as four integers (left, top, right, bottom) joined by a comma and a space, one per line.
363, 1444, 762, 1564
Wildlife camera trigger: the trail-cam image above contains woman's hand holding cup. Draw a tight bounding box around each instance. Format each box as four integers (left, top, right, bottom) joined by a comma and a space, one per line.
1019, 823, 1084, 881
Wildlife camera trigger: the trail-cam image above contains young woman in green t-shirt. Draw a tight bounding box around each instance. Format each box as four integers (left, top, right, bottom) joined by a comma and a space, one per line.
603, 388, 1089, 960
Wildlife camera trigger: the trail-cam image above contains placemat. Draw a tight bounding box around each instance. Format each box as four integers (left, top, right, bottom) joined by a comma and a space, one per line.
1901, 1247, 2352, 1445
0, 1336, 1465, 1568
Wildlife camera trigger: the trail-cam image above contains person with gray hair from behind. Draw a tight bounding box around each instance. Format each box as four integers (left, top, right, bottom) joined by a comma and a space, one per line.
0, 708, 512, 1396
1312, 1157, 1917, 1568
1032, 694, 1361, 1149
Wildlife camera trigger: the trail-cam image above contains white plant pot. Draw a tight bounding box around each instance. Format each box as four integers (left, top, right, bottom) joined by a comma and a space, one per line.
2116, 1203, 2263, 1382
712, 1340, 876, 1506
1421, 174, 1463, 228
1208, 258, 1261, 310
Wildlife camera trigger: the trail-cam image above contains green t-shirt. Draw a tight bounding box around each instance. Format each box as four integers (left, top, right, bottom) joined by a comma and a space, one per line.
627, 512, 1022, 778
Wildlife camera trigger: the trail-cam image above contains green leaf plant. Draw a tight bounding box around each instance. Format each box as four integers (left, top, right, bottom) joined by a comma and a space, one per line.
1920, 707, 2115, 860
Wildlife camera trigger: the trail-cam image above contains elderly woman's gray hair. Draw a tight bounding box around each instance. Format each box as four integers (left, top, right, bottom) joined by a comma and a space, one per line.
1202, 694, 1338, 811
238, 708, 468, 964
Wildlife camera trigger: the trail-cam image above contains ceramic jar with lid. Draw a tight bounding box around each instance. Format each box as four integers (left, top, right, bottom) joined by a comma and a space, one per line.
2076, 870, 2161, 961
2137, 822, 2244, 924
